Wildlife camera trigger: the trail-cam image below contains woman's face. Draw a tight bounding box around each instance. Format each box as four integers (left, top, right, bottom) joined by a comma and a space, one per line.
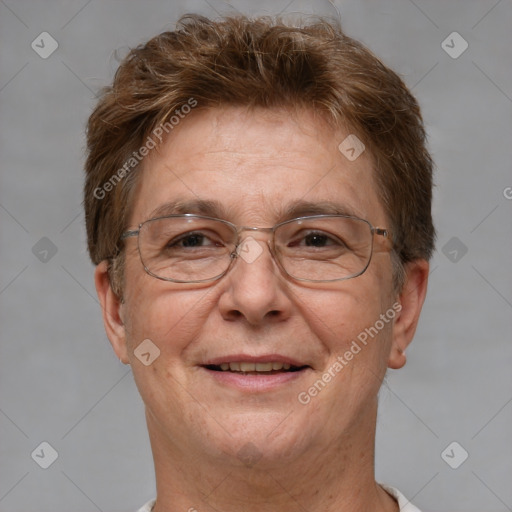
110, 106, 402, 467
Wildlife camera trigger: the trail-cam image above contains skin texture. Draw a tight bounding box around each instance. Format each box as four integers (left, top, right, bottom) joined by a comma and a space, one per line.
95, 106, 429, 512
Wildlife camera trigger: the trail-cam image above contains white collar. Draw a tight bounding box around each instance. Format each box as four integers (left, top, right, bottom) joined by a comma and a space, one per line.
137, 485, 421, 512
380, 484, 423, 511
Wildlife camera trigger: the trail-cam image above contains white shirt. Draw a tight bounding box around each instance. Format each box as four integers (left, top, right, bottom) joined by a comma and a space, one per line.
381, 485, 423, 511
137, 485, 421, 511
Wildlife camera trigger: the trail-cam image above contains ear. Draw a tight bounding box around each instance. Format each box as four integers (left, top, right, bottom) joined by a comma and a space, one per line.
388, 259, 430, 369
94, 260, 129, 364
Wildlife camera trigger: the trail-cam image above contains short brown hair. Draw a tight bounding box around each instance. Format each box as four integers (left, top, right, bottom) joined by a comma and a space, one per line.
84, 14, 435, 294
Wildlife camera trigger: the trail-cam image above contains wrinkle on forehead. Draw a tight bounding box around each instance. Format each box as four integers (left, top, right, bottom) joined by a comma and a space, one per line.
132, 106, 384, 227
145, 197, 365, 225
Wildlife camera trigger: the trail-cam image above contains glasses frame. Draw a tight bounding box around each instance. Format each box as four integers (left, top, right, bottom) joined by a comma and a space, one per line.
120, 213, 391, 284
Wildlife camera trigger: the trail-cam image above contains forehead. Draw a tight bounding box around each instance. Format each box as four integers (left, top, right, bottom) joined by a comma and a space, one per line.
130, 106, 387, 226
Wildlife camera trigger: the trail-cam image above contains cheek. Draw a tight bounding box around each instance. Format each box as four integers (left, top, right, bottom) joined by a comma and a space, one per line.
296, 269, 395, 365
121, 285, 210, 411
122, 267, 215, 360
295, 284, 396, 418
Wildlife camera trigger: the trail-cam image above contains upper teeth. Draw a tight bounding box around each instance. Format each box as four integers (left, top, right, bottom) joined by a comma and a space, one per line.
219, 362, 292, 372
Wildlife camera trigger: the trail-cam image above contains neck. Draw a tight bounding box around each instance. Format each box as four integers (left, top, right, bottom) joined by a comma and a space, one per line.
148, 403, 398, 512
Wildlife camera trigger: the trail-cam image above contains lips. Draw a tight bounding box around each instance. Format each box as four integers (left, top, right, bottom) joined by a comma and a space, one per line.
200, 354, 311, 391
202, 355, 310, 374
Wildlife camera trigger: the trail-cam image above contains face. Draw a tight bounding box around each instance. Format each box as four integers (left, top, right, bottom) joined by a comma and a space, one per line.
99, 106, 418, 468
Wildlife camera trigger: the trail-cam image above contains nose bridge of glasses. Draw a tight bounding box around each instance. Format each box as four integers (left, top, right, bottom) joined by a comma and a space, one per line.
230, 226, 277, 266
235, 225, 274, 244
237, 225, 274, 233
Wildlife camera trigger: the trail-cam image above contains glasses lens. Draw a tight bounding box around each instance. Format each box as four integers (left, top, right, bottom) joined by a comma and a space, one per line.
274, 216, 373, 281
138, 216, 236, 282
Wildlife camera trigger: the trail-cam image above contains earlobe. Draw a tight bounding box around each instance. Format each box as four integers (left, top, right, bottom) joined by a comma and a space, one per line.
94, 260, 129, 364
388, 259, 429, 370
388, 344, 406, 370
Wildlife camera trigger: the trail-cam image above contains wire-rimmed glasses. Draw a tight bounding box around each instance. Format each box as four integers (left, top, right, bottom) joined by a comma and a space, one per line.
121, 214, 391, 284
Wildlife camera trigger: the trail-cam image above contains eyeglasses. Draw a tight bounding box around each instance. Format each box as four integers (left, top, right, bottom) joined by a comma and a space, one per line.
121, 214, 391, 284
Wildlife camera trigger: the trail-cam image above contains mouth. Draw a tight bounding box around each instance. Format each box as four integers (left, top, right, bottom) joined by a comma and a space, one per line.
200, 355, 311, 391
203, 361, 309, 375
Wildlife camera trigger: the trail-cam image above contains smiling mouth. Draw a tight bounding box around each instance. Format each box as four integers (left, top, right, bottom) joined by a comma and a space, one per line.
204, 361, 309, 375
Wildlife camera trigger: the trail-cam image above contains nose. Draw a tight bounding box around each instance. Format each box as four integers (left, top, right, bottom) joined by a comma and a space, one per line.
217, 235, 292, 326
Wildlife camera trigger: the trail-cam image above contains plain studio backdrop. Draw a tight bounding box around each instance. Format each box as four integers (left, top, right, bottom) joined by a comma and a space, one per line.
0, 1, 511, 511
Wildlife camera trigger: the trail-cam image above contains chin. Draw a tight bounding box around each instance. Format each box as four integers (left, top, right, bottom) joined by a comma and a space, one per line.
195, 409, 315, 468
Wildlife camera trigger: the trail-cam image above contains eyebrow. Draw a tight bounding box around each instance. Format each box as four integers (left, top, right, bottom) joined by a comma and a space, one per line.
147, 199, 229, 220
279, 200, 362, 220
145, 198, 362, 224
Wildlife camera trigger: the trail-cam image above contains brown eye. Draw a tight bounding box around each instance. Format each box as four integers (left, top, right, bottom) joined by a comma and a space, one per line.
288, 231, 345, 249
303, 233, 332, 247
165, 231, 223, 250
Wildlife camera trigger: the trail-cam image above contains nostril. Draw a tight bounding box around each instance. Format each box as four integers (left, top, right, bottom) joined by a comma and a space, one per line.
226, 310, 243, 319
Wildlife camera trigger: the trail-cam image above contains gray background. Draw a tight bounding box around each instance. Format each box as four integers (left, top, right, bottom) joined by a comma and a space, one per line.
1, 0, 511, 511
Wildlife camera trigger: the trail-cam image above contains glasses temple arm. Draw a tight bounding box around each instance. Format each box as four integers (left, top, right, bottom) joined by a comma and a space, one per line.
120, 230, 139, 240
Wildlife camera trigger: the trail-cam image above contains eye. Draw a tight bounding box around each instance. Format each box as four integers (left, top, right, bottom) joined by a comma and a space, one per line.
166, 231, 223, 250
302, 232, 335, 247
289, 230, 346, 249
174, 233, 209, 248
